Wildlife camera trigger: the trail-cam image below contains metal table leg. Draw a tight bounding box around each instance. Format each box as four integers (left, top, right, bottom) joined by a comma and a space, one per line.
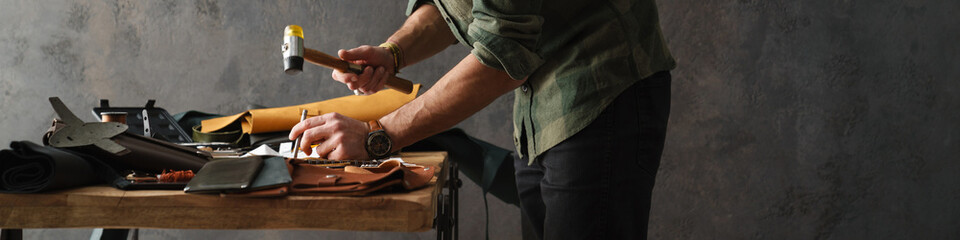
91, 228, 138, 240
0, 229, 22, 240
436, 161, 461, 240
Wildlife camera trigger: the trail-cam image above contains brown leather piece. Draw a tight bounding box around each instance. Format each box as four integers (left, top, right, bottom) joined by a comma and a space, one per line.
102, 133, 209, 172
344, 166, 373, 174
289, 159, 436, 196
223, 159, 435, 197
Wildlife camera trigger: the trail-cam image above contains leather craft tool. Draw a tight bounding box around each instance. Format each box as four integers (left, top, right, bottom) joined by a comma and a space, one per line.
45, 97, 209, 173
47, 97, 129, 154
281, 25, 414, 94
292, 109, 308, 159
93, 99, 193, 143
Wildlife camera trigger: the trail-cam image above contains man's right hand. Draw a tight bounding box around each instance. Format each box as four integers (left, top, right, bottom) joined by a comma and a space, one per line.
332, 46, 395, 94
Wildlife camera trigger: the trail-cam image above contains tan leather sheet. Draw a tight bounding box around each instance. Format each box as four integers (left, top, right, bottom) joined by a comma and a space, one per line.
201, 84, 420, 134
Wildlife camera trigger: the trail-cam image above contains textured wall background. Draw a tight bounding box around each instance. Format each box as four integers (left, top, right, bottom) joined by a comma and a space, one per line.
653, 0, 960, 239
1, 0, 958, 239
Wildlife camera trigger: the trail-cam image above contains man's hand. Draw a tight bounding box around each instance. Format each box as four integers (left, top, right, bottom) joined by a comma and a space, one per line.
332, 46, 394, 94
288, 112, 370, 160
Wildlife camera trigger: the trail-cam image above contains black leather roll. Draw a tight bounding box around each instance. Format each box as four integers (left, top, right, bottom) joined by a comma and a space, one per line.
0, 141, 100, 193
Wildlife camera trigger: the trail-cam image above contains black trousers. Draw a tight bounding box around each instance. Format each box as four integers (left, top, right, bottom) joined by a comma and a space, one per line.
514, 71, 671, 240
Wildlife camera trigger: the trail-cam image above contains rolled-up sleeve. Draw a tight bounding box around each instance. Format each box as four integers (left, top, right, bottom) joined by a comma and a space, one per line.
405, 0, 433, 16
468, 0, 544, 80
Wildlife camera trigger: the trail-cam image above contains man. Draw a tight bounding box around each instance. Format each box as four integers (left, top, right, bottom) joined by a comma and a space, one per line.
288, 0, 675, 239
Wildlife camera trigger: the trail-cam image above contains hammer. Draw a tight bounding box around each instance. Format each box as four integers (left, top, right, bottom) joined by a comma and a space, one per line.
282, 25, 414, 94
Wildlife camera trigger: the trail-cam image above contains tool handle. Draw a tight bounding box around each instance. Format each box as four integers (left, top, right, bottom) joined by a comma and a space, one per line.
303, 48, 351, 72
303, 47, 414, 94
385, 75, 415, 94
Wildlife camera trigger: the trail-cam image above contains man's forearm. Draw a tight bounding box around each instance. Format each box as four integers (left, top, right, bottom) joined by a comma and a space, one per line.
381, 54, 525, 149
388, 4, 456, 69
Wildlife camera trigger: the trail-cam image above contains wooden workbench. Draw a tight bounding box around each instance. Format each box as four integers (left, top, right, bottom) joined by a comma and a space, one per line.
0, 151, 449, 233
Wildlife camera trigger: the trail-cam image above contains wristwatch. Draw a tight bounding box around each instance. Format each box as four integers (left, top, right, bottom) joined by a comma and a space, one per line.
365, 120, 393, 159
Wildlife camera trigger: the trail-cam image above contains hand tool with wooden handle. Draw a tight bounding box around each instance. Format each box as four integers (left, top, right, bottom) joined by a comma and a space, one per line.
282, 25, 414, 94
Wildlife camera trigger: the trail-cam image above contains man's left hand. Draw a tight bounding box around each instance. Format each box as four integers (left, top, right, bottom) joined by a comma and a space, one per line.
288, 112, 370, 160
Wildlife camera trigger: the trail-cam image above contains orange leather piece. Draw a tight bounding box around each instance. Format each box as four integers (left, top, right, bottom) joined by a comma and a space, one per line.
289, 159, 436, 196
200, 84, 421, 134
344, 166, 374, 174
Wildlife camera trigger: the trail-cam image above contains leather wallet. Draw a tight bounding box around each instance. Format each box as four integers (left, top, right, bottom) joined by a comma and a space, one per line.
242, 156, 292, 191
184, 156, 263, 193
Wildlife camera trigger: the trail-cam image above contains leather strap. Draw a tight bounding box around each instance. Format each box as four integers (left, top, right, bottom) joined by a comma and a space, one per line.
368, 120, 383, 132
191, 125, 246, 145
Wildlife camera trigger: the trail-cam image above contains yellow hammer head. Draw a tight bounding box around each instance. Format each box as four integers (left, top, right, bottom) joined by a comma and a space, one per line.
284, 25, 303, 39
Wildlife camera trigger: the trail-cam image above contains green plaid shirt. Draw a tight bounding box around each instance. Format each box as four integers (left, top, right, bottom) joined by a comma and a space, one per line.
407, 0, 676, 164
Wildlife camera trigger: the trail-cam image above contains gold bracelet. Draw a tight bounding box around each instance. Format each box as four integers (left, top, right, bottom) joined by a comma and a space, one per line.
379, 41, 403, 74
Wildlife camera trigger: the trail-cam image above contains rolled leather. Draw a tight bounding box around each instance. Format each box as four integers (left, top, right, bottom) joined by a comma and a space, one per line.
0, 141, 100, 193
201, 84, 420, 134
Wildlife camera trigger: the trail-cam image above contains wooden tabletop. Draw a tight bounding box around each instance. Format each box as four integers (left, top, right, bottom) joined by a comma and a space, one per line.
0, 151, 448, 232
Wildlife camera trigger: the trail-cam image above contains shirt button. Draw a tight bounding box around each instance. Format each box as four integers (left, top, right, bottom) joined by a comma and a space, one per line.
521, 85, 529, 93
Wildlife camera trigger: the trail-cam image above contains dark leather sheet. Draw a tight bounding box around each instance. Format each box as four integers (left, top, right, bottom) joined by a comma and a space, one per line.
0, 141, 100, 193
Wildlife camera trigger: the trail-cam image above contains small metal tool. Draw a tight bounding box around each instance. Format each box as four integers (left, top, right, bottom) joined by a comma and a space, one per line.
292, 109, 308, 159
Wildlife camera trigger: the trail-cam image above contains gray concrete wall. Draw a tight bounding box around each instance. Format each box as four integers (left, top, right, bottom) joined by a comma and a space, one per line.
0, 0, 957, 239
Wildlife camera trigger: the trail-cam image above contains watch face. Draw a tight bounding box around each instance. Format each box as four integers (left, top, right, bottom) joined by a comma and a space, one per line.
366, 130, 392, 158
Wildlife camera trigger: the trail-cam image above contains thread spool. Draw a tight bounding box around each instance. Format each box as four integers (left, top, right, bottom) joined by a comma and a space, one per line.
100, 112, 128, 124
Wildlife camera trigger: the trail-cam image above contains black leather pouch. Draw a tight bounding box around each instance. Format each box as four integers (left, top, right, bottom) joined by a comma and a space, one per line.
184, 156, 263, 193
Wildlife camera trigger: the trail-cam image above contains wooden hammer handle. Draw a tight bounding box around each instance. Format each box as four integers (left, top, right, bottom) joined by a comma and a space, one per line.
303, 47, 414, 94
384, 75, 415, 94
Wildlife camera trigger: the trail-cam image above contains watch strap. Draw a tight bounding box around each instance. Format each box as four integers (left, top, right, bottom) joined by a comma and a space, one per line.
368, 120, 383, 132
367, 120, 383, 132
